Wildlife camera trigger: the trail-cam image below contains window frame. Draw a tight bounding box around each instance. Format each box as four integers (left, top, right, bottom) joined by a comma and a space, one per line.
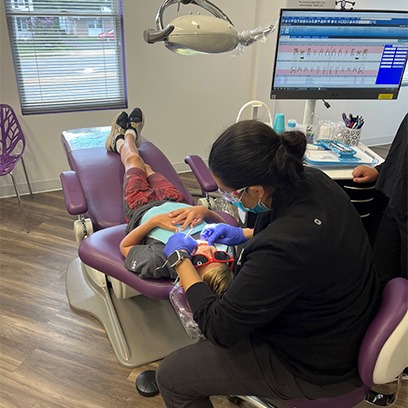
4, 0, 128, 115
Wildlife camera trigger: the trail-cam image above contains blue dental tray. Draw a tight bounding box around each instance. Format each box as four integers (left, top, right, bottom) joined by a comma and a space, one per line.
304, 142, 378, 167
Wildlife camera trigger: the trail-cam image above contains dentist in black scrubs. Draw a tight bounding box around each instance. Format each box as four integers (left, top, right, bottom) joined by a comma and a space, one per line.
157, 120, 379, 408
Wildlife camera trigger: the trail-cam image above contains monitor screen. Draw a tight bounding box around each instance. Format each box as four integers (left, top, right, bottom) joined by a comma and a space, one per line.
270, 9, 408, 100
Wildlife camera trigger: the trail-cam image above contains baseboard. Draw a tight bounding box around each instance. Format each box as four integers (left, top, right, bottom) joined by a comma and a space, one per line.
361, 135, 394, 147
172, 161, 194, 173
0, 163, 194, 199
0, 139, 391, 200
0, 178, 62, 199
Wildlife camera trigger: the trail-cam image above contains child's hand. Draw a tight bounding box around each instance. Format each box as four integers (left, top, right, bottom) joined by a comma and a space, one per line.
151, 214, 179, 232
169, 207, 208, 231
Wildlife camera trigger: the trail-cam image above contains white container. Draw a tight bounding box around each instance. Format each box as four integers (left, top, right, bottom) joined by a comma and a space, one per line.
286, 119, 297, 131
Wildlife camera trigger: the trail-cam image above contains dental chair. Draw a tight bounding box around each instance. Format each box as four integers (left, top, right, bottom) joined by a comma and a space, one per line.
59, 126, 237, 368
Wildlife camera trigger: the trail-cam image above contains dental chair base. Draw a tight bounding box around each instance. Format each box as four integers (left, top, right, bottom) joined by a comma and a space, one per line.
67, 257, 196, 368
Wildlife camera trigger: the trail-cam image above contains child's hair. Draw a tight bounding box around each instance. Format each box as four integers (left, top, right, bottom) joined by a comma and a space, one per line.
202, 264, 233, 295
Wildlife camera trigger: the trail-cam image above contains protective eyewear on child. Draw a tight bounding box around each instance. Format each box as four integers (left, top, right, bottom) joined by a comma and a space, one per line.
217, 187, 247, 203
192, 251, 235, 269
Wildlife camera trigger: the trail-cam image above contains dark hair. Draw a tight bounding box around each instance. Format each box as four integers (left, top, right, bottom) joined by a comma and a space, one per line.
209, 120, 307, 190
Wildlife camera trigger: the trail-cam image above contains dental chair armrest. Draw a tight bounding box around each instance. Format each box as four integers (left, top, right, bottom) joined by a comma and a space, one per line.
214, 211, 238, 227
60, 171, 88, 215
184, 155, 218, 195
169, 285, 205, 340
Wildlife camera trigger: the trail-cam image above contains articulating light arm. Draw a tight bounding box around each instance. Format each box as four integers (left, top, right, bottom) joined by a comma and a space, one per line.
144, 0, 275, 55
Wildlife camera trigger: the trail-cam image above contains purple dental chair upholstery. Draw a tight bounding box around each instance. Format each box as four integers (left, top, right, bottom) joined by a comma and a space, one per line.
184, 154, 218, 196
61, 127, 195, 231
60, 127, 237, 368
233, 277, 408, 408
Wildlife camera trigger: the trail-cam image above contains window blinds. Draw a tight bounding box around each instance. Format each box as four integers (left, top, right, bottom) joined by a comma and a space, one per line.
4, 0, 127, 114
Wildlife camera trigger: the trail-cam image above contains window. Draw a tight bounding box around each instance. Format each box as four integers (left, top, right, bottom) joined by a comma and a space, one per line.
4, 0, 127, 115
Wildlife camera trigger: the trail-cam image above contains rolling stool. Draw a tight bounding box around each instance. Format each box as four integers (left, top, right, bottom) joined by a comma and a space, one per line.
136, 370, 159, 397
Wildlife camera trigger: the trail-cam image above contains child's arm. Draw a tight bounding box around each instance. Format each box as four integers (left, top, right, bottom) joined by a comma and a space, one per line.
169, 206, 225, 231
120, 214, 178, 257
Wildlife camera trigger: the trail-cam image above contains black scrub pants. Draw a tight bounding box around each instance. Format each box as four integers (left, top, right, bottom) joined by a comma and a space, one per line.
373, 206, 408, 288
156, 337, 363, 408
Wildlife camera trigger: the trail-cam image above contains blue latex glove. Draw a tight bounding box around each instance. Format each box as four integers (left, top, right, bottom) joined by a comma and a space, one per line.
200, 223, 247, 246
163, 232, 198, 257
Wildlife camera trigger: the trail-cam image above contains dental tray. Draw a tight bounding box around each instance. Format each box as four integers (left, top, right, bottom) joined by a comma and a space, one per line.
304, 143, 378, 167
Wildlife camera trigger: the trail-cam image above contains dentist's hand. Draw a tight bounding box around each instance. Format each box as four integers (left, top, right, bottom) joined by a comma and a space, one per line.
163, 232, 198, 257
200, 224, 248, 246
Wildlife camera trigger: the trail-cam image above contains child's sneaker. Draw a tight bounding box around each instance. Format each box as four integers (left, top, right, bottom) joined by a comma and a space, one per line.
106, 111, 128, 153
127, 107, 144, 147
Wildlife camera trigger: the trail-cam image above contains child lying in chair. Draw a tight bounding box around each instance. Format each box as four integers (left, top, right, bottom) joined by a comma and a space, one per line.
105, 108, 234, 295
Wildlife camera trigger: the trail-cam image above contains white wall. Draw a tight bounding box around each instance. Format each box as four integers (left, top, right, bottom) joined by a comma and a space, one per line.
1, 0, 407, 198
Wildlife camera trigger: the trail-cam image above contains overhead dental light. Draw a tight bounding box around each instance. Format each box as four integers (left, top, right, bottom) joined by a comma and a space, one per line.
144, 0, 275, 55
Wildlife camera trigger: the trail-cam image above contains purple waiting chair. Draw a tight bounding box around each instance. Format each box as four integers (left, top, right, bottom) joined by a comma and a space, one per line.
59, 126, 237, 368
234, 277, 408, 408
0, 104, 33, 232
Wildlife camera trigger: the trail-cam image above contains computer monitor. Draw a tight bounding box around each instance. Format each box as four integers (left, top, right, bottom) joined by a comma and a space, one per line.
270, 9, 408, 102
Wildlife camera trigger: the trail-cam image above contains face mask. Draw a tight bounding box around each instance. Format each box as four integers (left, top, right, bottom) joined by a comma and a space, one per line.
231, 199, 270, 213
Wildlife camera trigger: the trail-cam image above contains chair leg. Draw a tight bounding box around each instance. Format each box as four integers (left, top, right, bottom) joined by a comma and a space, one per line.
9, 172, 30, 233
365, 373, 403, 406
20, 156, 34, 199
